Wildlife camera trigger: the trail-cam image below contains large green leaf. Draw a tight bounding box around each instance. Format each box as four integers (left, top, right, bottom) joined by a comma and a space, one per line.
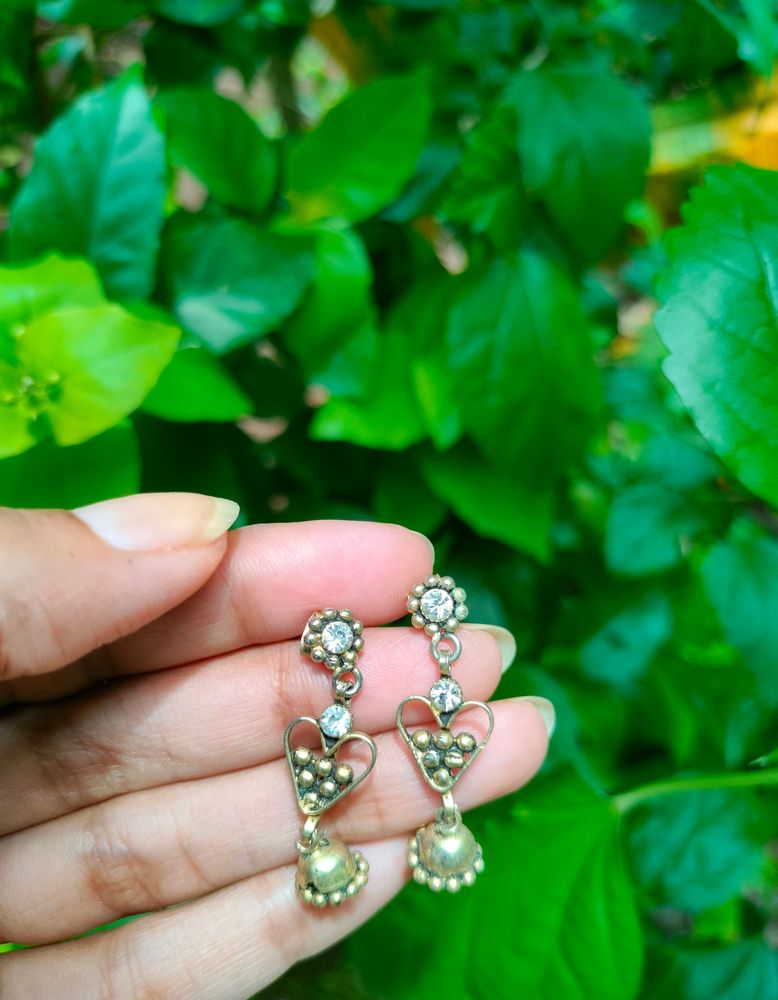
142, 347, 251, 422
605, 483, 708, 576
310, 326, 427, 450
655, 164, 778, 506
580, 590, 672, 688
702, 518, 778, 706
443, 250, 601, 475
159, 211, 315, 353
155, 88, 278, 216
9, 67, 166, 300
0, 256, 179, 456
0, 254, 104, 330
10, 305, 178, 448
282, 226, 372, 368
510, 60, 651, 261
0, 423, 139, 507
627, 786, 766, 911
286, 73, 432, 223
347, 772, 643, 1000
419, 444, 555, 562
441, 105, 526, 247
644, 939, 778, 1000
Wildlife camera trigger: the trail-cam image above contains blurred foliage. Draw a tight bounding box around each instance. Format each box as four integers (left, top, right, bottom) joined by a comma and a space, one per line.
2, 0, 778, 997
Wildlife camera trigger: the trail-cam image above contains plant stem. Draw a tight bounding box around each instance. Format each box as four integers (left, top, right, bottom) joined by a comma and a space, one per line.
614, 768, 778, 815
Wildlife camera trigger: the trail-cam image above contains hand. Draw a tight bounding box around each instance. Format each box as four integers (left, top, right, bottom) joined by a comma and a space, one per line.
0, 493, 551, 999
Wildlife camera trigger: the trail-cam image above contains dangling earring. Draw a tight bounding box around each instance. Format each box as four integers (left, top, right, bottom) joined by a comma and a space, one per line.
397, 575, 493, 892
285, 608, 376, 907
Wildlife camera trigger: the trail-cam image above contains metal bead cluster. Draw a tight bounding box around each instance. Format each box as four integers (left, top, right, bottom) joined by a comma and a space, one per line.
292, 746, 354, 813
407, 574, 468, 635
411, 728, 477, 792
301, 607, 365, 670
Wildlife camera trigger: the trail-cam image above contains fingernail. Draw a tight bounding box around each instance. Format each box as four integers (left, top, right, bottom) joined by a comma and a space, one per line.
514, 696, 556, 738
73, 492, 240, 551
460, 623, 516, 673
411, 530, 435, 560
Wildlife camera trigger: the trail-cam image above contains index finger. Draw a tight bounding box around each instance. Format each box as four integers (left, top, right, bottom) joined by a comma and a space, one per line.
1, 520, 434, 703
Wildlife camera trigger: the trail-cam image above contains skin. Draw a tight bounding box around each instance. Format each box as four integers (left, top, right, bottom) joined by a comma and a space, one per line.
0, 500, 549, 999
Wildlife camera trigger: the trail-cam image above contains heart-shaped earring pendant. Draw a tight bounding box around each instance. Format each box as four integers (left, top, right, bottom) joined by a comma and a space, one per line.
284, 716, 377, 816
396, 696, 493, 794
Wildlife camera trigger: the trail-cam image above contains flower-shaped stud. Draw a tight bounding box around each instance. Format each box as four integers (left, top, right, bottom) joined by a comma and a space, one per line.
301, 608, 364, 670
407, 574, 468, 635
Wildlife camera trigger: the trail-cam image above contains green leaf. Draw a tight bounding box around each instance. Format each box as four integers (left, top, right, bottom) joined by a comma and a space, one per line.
9, 67, 166, 300
142, 347, 251, 422
0, 255, 179, 456
0, 423, 139, 507
480, 774, 643, 998
10, 304, 179, 448
627, 786, 766, 911
420, 443, 555, 562
441, 105, 526, 247
283, 226, 372, 368
702, 519, 778, 706
373, 454, 447, 538
751, 747, 778, 768
155, 88, 278, 216
443, 250, 601, 476
510, 60, 651, 260
644, 939, 778, 1000
350, 772, 643, 999
0, 255, 104, 330
580, 590, 672, 689
159, 211, 315, 354
38, 0, 145, 28
151, 0, 245, 25
605, 483, 707, 576
655, 164, 778, 507
739, 0, 777, 76
286, 73, 432, 223
310, 326, 427, 450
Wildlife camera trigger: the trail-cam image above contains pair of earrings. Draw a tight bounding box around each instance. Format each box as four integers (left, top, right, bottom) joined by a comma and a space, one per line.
284, 573, 494, 907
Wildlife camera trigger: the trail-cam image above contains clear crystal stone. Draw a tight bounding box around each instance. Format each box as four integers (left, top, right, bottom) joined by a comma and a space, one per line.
320, 704, 353, 738
429, 678, 463, 712
420, 587, 455, 623
321, 620, 354, 654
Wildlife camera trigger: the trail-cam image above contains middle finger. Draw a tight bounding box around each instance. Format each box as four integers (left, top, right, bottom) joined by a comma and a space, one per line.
0, 697, 548, 944
0, 625, 508, 836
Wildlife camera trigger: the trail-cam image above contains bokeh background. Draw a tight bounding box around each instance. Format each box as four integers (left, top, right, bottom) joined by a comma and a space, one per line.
2, 1, 778, 997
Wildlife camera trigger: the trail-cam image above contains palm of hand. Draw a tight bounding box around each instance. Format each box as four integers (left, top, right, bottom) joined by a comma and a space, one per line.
0, 498, 548, 999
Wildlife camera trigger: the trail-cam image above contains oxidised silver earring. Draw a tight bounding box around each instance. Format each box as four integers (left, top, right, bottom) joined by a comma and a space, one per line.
397, 575, 493, 892
284, 608, 375, 907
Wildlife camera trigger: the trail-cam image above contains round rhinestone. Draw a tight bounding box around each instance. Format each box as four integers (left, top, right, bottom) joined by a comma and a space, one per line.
319, 704, 353, 738
429, 678, 463, 713
420, 587, 455, 623
321, 620, 354, 654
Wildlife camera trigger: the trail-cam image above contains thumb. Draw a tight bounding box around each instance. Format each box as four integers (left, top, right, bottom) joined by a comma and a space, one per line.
0, 492, 239, 682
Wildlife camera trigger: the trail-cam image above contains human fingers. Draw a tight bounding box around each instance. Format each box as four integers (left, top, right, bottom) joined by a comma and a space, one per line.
0, 625, 510, 833
0, 493, 237, 685
0, 698, 551, 943
0, 837, 409, 1000
0, 519, 434, 705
